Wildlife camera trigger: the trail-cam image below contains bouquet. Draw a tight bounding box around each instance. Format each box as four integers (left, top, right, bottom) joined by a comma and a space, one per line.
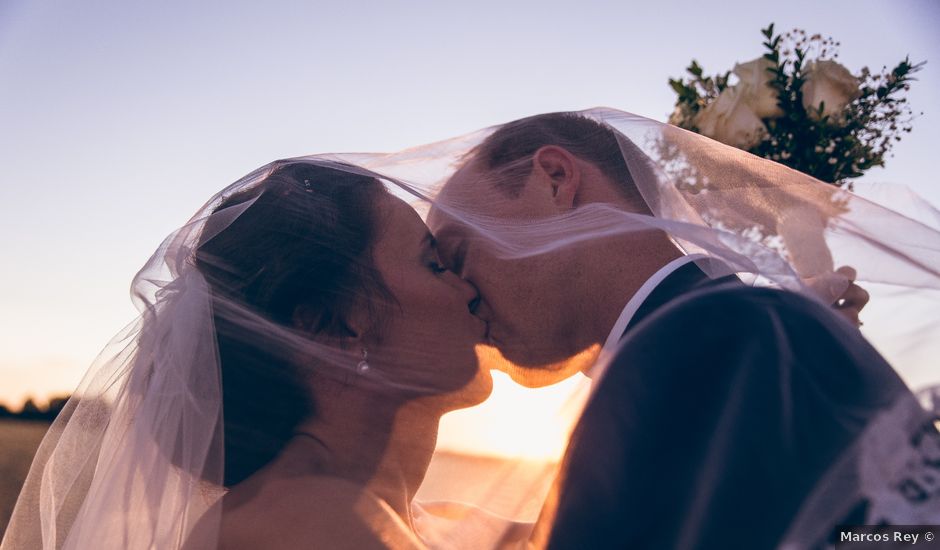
668, 24, 923, 186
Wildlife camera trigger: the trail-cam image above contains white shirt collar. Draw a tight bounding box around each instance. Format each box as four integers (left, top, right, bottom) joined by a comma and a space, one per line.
586, 253, 708, 382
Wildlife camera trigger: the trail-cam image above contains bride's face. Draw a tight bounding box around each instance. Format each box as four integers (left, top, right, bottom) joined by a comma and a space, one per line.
366, 194, 493, 407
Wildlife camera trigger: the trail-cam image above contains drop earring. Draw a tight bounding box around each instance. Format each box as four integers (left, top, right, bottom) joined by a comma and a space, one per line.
356, 349, 370, 374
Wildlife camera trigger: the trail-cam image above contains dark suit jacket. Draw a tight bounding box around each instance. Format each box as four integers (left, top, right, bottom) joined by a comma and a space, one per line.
546, 264, 908, 550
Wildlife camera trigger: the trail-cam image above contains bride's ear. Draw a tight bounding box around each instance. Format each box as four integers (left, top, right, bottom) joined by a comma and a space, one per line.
532, 145, 581, 210
292, 306, 364, 346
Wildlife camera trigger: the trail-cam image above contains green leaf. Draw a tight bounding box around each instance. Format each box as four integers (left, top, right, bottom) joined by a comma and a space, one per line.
669, 79, 687, 96
761, 23, 775, 39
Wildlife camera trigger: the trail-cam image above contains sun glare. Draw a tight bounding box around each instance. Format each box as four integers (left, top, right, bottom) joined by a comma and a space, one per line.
436, 369, 591, 461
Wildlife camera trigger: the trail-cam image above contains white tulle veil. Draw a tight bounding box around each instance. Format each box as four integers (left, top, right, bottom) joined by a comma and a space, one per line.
2, 108, 938, 549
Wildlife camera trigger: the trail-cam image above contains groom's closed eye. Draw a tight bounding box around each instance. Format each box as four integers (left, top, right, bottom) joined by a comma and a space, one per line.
444, 241, 469, 276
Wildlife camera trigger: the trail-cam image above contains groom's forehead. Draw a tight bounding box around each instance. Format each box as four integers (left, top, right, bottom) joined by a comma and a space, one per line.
439, 160, 520, 211
442, 159, 490, 197
433, 162, 491, 218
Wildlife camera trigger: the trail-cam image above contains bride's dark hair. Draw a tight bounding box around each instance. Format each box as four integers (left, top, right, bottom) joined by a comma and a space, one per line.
195, 161, 391, 486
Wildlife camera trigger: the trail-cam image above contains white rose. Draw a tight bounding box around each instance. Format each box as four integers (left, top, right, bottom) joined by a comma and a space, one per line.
802, 60, 860, 120
732, 57, 783, 119
694, 86, 768, 149
668, 103, 693, 127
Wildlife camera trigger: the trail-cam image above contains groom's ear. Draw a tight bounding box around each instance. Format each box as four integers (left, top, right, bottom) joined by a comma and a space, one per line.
532, 146, 580, 210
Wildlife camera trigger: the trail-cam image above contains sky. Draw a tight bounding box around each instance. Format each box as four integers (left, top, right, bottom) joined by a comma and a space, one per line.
1, 0, 939, 409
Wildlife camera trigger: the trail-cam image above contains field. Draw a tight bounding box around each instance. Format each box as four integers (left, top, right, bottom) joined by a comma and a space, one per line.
0, 419, 49, 540
0, 421, 554, 541
417, 451, 556, 521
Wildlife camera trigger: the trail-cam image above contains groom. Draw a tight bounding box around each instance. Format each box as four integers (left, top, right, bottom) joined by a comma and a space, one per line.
429, 112, 907, 548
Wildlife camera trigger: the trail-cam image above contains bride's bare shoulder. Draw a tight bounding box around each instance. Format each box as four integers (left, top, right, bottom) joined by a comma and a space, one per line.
209, 476, 423, 550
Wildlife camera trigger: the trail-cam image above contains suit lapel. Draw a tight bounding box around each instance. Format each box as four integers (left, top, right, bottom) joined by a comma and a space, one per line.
624, 263, 740, 336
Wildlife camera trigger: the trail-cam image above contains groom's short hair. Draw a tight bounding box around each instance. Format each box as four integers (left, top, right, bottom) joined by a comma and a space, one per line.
469, 112, 643, 205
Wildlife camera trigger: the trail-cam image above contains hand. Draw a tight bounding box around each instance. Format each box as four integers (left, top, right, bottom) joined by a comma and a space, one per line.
830, 266, 869, 328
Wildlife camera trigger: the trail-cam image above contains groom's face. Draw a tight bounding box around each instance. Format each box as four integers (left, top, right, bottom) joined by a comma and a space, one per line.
429, 160, 591, 385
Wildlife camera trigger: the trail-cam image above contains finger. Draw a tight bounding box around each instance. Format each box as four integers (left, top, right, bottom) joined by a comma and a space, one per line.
835, 265, 858, 282
837, 308, 862, 327
832, 299, 862, 327
829, 267, 866, 328
837, 283, 870, 310
846, 283, 870, 308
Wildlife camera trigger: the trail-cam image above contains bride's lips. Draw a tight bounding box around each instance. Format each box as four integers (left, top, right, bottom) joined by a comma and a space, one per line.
470, 309, 491, 340
470, 314, 490, 342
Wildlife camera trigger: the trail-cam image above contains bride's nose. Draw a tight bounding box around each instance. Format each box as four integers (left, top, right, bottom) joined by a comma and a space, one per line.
468, 292, 482, 315
456, 277, 482, 314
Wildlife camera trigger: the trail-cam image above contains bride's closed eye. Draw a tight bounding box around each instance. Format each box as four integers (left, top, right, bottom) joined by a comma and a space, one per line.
424, 235, 449, 275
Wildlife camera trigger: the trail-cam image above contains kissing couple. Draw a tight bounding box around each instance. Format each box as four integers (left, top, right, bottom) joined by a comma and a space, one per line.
4, 108, 939, 550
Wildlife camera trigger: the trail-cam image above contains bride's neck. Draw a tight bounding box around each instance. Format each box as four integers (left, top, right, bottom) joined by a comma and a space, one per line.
284, 394, 441, 529
362, 400, 440, 527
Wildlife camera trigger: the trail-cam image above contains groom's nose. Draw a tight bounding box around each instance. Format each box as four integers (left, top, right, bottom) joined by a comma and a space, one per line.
464, 279, 482, 314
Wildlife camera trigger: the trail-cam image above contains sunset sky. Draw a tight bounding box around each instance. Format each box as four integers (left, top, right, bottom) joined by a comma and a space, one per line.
1, 0, 938, 456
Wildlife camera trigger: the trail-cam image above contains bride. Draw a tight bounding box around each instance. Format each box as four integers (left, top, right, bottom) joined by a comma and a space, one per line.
3, 161, 495, 549
188, 162, 495, 548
